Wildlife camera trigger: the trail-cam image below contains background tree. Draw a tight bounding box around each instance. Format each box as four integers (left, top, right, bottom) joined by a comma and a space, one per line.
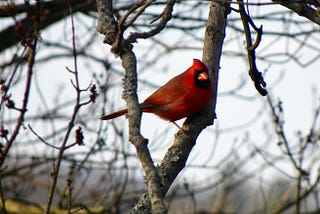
1, 0, 320, 213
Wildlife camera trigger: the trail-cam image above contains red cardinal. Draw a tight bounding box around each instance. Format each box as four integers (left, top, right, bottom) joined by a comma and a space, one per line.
100, 59, 212, 122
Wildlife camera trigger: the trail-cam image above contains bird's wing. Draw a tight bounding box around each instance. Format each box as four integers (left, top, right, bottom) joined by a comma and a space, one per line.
141, 73, 186, 109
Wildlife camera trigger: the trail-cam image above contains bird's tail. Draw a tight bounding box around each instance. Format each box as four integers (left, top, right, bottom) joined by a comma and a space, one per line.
100, 109, 128, 120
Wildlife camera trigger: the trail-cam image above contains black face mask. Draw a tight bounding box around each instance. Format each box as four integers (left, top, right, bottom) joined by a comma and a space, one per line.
194, 70, 210, 89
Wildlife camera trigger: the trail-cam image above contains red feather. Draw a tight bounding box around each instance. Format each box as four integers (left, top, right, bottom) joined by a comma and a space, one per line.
100, 59, 212, 122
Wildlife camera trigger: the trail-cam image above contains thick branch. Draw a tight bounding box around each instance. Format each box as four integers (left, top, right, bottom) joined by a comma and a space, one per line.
0, 0, 95, 53
120, 48, 166, 214
131, 1, 230, 212
272, 0, 320, 25
96, 0, 117, 45
96, 1, 172, 213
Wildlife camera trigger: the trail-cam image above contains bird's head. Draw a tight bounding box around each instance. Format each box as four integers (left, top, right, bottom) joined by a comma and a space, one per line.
191, 59, 211, 89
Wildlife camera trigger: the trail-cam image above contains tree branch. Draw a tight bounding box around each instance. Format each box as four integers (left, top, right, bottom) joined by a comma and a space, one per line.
0, 0, 41, 167
120, 47, 167, 214
96, 1, 177, 213
238, 0, 267, 96
96, 0, 117, 45
131, 1, 230, 212
0, 0, 95, 53
272, 0, 320, 25
123, 0, 176, 46
267, 95, 308, 176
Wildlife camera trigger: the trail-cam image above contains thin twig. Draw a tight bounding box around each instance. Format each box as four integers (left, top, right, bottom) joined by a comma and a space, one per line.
126, 0, 156, 28
28, 125, 60, 149
267, 95, 308, 176
0, 0, 41, 167
45, 1, 82, 213
112, 0, 148, 52
123, 0, 176, 46
0, 48, 27, 111
237, 0, 267, 96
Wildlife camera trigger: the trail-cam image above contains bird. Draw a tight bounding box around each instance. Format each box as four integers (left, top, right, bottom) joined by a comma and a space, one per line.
100, 58, 212, 123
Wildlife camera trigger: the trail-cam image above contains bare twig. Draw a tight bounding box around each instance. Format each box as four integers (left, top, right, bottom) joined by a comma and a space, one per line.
267, 95, 308, 175
28, 125, 60, 149
126, 0, 156, 28
0, 48, 27, 111
0, 0, 41, 167
45, 1, 89, 213
112, 0, 156, 52
123, 0, 176, 47
237, 0, 267, 96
